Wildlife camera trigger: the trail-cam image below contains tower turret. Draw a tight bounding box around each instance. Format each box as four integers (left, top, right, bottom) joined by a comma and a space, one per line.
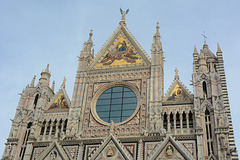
39, 64, 51, 86
192, 41, 238, 159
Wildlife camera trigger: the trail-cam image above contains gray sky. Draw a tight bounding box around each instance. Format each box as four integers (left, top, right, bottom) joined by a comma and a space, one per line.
0, 0, 239, 155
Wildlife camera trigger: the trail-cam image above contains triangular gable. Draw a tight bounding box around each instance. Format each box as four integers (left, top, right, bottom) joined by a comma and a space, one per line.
90, 134, 133, 160
200, 98, 212, 107
36, 140, 69, 160
88, 23, 151, 71
63, 146, 78, 160
163, 79, 193, 105
149, 134, 194, 160
46, 87, 71, 111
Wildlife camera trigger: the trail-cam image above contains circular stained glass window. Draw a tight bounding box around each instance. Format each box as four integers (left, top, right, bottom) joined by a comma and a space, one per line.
96, 86, 137, 123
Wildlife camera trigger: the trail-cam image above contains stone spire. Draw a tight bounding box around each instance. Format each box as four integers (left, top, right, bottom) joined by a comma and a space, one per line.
78, 30, 94, 71
216, 43, 223, 61
82, 41, 87, 52
44, 64, 50, 73
194, 45, 198, 53
193, 45, 198, 62
152, 22, 162, 50
39, 64, 51, 86
51, 80, 55, 92
150, 22, 164, 102
86, 29, 93, 52
30, 75, 36, 88
151, 22, 163, 65
217, 43, 222, 53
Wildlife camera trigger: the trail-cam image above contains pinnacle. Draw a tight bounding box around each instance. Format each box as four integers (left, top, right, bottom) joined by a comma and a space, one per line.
217, 43, 222, 52
83, 41, 87, 51
30, 75, 36, 87
44, 64, 50, 73
88, 29, 93, 42
51, 80, 55, 92
194, 45, 198, 53
152, 22, 161, 47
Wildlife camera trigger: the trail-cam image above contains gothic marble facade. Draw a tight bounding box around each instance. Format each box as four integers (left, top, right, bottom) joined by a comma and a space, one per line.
2, 14, 238, 160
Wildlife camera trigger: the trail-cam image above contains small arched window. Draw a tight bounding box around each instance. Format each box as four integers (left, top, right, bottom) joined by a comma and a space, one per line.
33, 94, 39, 109
163, 113, 167, 130
189, 111, 193, 128
203, 81, 208, 97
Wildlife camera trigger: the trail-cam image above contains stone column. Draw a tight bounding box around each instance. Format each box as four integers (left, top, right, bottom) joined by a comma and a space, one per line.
61, 120, 65, 133
167, 113, 170, 132
55, 121, 60, 138
42, 122, 48, 141
173, 113, 176, 134
48, 122, 54, 140
180, 112, 183, 134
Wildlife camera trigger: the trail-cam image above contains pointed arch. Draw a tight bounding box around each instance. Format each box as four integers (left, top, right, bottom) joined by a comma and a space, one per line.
203, 81, 208, 97
163, 112, 167, 130
189, 111, 193, 128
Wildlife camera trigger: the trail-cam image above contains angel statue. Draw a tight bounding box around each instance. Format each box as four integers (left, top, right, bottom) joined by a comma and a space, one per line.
120, 8, 129, 21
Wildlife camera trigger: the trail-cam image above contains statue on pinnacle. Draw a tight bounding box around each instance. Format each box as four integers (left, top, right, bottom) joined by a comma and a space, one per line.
120, 8, 129, 21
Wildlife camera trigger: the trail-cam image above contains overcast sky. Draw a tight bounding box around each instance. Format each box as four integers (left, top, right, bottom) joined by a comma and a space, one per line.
0, 0, 239, 155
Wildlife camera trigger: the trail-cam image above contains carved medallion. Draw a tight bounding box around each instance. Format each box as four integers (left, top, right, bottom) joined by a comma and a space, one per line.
104, 145, 118, 159
49, 151, 58, 160
165, 145, 174, 159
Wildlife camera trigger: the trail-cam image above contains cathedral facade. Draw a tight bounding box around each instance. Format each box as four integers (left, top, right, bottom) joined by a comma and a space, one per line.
2, 13, 238, 160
